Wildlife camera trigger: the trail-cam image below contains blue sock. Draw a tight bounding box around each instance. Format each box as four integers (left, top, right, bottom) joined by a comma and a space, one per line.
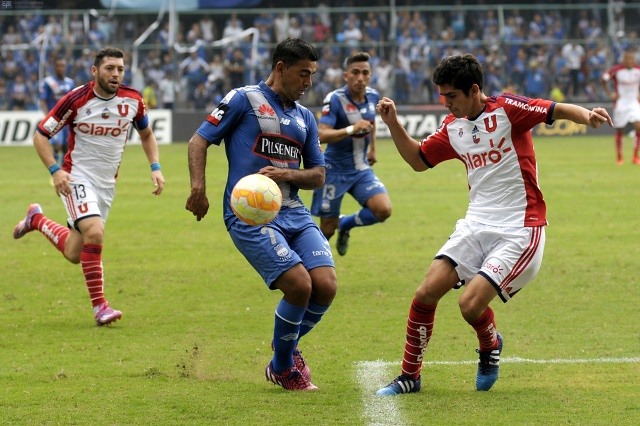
272, 298, 306, 373
298, 300, 331, 342
340, 207, 379, 231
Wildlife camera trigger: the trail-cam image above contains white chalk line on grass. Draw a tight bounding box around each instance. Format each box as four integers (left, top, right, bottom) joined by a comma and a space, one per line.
355, 356, 640, 426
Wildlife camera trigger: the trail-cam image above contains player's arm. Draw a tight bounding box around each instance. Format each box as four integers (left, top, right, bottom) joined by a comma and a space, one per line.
185, 133, 210, 221
138, 126, 165, 195
260, 165, 325, 190
367, 122, 377, 165
553, 103, 612, 128
600, 73, 616, 100
33, 130, 72, 196
318, 120, 374, 144
376, 97, 428, 171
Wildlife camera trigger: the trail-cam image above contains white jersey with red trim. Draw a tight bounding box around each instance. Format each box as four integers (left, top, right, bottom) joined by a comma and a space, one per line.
419, 93, 555, 227
602, 64, 640, 108
37, 81, 148, 188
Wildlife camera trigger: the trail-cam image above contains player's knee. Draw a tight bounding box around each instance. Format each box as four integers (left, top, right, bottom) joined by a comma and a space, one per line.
374, 205, 392, 222
458, 295, 485, 323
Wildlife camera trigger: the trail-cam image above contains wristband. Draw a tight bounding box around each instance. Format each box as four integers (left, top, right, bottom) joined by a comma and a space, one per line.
150, 162, 161, 172
345, 125, 354, 135
48, 164, 61, 175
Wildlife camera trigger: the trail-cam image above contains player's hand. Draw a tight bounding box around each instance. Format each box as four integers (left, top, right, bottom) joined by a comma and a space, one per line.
367, 150, 377, 166
376, 97, 397, 124
588, 107, 613, 128
52, 170, 73, 197
185, 188, 209, 221
353, 119, 374, 136
151, 170, 165, 195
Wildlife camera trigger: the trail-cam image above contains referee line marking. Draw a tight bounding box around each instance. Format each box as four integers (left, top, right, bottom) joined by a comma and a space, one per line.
355, 356, 640, 426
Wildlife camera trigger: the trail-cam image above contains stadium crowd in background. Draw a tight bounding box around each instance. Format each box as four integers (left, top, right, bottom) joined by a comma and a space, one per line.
0, 2, 639, 111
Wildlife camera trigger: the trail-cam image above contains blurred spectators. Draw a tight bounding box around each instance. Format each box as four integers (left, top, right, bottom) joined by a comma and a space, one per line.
0, 4, 638, 111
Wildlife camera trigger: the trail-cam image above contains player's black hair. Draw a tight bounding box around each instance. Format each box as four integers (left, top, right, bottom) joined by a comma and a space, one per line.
344, 51, 370, 68
432, 53, 484, 95
271, 38, 318, 69
94, 46, 125, 67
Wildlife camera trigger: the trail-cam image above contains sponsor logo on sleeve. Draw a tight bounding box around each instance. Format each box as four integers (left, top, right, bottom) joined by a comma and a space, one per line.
42, 116, 59, 133
208, 104, 229, 126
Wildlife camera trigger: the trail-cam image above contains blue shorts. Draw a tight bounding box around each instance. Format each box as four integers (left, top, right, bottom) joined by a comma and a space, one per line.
50, 127, 69, 147
228, 207, 334, 288
310, 168, 388, 218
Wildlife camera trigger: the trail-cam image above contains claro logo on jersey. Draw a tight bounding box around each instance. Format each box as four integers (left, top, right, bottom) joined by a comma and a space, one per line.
76, 119, 131, 137
461, 137, 512, 170
254, 134, 302, 163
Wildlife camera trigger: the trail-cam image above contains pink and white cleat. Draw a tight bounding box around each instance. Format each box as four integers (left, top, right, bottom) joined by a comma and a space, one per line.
13, 203, 43, 239
265, 362, 318, 391
94, 303, 123, 326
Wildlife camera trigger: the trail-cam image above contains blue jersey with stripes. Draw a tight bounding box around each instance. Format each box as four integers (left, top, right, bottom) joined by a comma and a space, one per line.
39, 75, 76, 111
319, 85, 380, 171
195, 81, 324, 225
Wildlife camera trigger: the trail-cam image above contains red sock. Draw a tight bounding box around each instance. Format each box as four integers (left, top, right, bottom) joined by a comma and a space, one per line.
80, 244, 106, 308
401, 298, 436, 379
468, 307, 498, 352
615, 132, 623, 160
32, 214, 69, 253
634, 133, 640, 159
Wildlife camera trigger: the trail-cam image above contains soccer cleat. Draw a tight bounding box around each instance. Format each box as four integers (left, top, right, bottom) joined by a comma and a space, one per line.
13, 203, 43, 239
616, 159, 624, 166
265, 362, 318, 391
94, 303, 123, 326
633, 157, 640, 165
336, 228, 350, 256
292, 348, 311, 381
476, 332, 503, 391
376, 375, 421, 396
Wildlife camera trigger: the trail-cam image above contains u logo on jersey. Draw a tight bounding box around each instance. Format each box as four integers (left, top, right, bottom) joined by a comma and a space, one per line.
78, 203, 89, 214
484, 115, 497, 133
118, 104, 129, 117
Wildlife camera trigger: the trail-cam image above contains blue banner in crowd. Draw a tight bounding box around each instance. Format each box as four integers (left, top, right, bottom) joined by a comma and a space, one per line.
100, 0, 261, 9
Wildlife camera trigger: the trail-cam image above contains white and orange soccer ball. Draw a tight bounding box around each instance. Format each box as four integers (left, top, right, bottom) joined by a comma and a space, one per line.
230, 173, 282, 226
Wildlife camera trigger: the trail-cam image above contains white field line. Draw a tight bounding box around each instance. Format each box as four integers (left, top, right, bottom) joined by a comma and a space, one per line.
355, 356, 640, 426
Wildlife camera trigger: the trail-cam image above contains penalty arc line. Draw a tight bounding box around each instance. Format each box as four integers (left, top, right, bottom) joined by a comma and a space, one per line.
355, 356, 640, 426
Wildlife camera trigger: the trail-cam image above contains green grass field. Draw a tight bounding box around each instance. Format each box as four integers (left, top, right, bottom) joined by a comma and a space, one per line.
1, 136, 639, 425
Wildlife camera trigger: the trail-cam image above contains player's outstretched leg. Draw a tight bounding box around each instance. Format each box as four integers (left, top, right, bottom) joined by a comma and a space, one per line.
476, 332, 503, 391
376, 375, 421, 396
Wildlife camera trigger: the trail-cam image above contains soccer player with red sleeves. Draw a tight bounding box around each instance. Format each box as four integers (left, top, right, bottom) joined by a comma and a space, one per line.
13, 46, 165, 326
375, 54, 612, 395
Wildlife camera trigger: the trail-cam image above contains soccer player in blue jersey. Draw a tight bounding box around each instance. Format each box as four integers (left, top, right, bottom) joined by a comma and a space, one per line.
39, 58, 76, 165
311, 51, 392, 256
185, 38, 337, 391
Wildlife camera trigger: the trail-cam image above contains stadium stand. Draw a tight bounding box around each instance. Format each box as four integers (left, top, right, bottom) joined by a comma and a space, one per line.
0, 1, 639, 110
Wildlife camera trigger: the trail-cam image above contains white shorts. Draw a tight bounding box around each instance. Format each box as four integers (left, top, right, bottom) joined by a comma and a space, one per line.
436, 219, 546, 302
613, 102, 640, 129
60, 177, 114, 228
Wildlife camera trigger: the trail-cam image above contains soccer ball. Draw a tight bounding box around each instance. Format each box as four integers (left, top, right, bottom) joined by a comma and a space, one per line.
230, 173, 282, 226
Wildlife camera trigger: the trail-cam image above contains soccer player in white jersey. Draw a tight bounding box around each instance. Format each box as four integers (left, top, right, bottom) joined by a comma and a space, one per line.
375, 54, 612, 396
601, 47, 640, 165
13, 47, 166, 326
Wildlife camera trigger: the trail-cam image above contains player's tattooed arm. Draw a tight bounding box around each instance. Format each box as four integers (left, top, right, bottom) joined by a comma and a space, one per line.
259, 165, 325, 190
